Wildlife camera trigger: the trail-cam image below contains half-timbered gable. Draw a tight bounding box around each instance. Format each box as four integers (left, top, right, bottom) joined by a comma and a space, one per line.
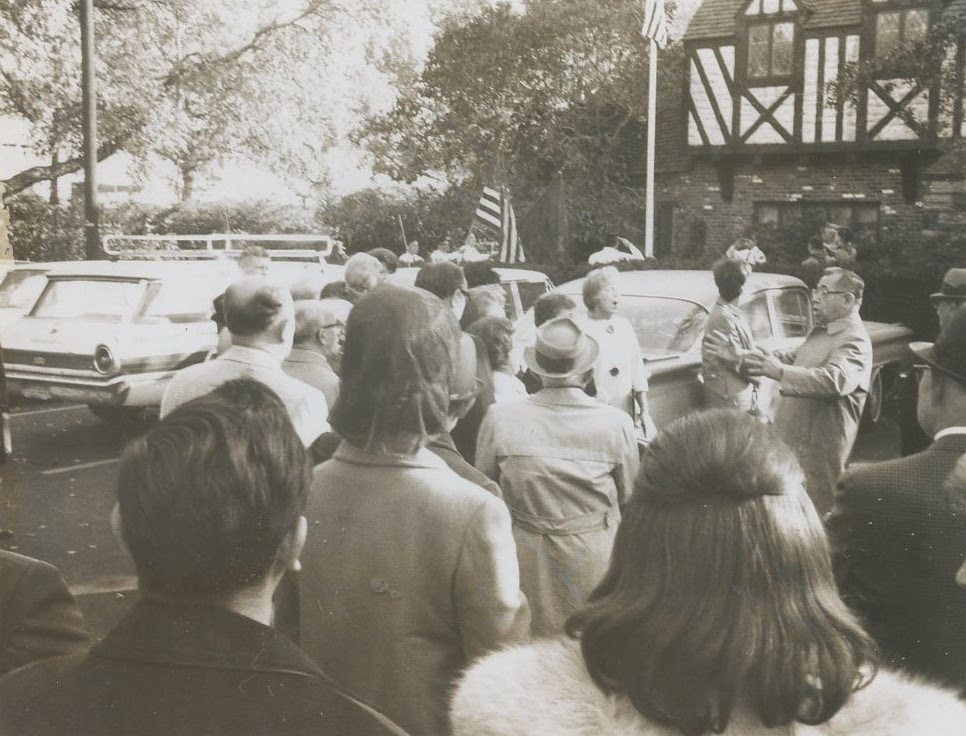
652, 0, 965, 257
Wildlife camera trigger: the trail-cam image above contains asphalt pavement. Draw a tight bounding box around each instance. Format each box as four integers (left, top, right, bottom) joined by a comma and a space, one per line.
0, 398, 902, 640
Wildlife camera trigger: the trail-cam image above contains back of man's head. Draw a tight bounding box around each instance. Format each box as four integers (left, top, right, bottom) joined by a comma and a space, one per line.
367, 248, 398, 275
116, 379, 311, 597
533, 292, 577, 327
345, 252, 383, 292
415, 261, 465, 300
224, 277, 293, 344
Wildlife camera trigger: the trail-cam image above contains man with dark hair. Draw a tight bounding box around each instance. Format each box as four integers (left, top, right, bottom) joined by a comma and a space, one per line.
414, 261, 468, 318
0, 381, 406, 735
161, 276, 328, 446
739, 267, 871, 514
828, 310, 966, 694
367, 247, 398, 276
463, 261, 501, 288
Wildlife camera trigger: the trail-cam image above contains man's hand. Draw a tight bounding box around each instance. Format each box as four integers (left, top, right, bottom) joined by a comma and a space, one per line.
741, 351, 784, 381
703, 330, 741, 365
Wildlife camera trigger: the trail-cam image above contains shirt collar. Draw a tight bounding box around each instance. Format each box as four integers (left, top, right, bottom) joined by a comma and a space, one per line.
92, 598, 321, 679
219, 344, 282, 369
531, 386, 598, 407
332, 441, 448, 470
932, 426, 966, 441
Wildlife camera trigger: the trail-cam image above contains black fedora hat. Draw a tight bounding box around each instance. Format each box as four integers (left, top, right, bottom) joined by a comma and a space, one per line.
931, 268, 966, 303
911, 307, 966, 384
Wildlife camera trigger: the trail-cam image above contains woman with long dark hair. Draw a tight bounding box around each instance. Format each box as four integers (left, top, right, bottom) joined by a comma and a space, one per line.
299, 283, 529, 736
452, 410, 966, 735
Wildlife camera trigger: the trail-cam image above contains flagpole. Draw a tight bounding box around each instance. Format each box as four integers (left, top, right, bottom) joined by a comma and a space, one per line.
644, 37, 658, 259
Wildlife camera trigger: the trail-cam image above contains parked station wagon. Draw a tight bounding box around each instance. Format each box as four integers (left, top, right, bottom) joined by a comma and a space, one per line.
538, 270, 914, 427
2, 260, 239, 422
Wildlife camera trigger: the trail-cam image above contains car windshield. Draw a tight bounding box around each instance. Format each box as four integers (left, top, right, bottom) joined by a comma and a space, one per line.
617, 296, 710, 358
0, 270, 47, 309
32, 279, 145, 320
517, 280, 550, 314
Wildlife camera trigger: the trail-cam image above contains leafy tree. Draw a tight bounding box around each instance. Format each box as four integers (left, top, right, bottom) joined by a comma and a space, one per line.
358, 0, 683, 251
0, 0, 416, 200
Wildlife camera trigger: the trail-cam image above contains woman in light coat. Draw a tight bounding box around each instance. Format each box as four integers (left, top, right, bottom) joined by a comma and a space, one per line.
299, 284, 530, 736
453, 410, 966, 736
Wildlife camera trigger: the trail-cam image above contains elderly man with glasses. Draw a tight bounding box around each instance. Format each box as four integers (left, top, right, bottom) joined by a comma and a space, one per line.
827, 308, 966, 695
283, 298, 351, 409
734, 267, 872, 514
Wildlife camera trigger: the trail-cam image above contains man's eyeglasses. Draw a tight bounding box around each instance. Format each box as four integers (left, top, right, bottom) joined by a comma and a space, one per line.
812, 286, 849, 297
319, 322, 346, 331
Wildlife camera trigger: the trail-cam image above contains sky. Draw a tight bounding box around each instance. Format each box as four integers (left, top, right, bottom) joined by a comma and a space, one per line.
0, 0, 704, 205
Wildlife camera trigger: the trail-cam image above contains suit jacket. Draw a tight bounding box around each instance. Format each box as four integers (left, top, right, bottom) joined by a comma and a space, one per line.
283, 348, 340, 410
0, 598, 407, 736
701, 298, 757, 408
300, 443, 530, 736
827, 433, 966, 692
451, 639, 966, 736
0, 551, 89, 677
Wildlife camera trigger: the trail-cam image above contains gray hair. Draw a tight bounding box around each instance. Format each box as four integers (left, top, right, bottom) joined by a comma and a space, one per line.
344, 252, 383, 292
582, 266, 619, 310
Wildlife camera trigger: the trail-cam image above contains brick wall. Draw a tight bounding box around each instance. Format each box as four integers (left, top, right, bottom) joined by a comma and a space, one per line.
656, 157, 928, 258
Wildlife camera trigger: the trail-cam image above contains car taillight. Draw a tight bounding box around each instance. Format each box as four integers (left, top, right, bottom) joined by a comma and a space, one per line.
93, 345, 117, 375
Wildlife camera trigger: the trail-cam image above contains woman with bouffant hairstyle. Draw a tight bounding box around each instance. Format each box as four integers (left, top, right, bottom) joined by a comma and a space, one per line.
301, 284, 530, 736
452, 410, 966, 736
329, 283, 458, 453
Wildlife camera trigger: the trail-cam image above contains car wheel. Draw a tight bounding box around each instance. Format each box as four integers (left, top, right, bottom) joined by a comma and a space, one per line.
862, 366, 884, 426
87, 405, 158, 427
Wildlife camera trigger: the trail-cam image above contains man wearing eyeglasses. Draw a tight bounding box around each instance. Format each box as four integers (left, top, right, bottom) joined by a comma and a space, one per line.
283, 298, 351, 410
827, 308, 966, 694
739, 267, 871, 515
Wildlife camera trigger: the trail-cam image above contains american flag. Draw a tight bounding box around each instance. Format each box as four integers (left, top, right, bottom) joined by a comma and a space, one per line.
641, 0, 668, 48
474, 186, 526, 264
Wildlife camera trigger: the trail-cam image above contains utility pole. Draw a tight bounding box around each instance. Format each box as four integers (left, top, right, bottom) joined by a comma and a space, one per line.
79, 0, 102, 259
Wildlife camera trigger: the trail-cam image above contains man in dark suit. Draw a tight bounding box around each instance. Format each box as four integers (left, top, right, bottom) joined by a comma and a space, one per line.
0, 551, 90, 676
0, 380, 406, 736
827, 308, 966, 693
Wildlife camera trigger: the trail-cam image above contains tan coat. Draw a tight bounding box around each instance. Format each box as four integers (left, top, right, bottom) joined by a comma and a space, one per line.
772, 313, 871, 514
299, 443, 530, 736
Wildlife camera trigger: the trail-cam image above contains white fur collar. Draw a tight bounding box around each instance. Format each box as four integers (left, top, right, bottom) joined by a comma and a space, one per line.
451, 639, 966, 736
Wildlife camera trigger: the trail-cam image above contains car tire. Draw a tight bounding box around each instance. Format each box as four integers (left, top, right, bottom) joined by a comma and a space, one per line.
87, 405, 158, 427
862, 366, 884, 426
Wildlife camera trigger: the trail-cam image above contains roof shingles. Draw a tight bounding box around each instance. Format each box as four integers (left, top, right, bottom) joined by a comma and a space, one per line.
684, 0, 864, 42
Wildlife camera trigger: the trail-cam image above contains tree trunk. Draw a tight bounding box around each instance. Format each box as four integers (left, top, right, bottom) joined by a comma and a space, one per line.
180, 167, 195, 201
49, 149, 60, 205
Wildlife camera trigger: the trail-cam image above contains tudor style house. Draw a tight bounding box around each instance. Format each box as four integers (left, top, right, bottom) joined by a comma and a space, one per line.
654, 0, 965, 258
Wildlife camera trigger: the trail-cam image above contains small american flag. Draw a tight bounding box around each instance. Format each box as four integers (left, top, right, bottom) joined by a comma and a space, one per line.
641, 0, 668, 48
474, 186, 526, 264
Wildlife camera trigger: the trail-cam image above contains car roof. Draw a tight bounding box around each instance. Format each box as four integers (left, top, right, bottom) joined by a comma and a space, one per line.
391, 265, 550, 286
41, 260, 239, 281
557, 269, 805, 309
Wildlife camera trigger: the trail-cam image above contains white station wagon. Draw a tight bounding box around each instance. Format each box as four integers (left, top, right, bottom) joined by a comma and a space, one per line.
2, 260, 238, 422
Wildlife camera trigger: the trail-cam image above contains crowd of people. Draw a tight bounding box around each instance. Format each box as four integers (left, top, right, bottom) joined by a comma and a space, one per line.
0, 245, 964, 735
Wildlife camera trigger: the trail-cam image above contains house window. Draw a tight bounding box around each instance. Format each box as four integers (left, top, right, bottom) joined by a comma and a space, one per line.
874, 8, 929, 59
753, 201, 880, 244
748, 21, 795, 78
